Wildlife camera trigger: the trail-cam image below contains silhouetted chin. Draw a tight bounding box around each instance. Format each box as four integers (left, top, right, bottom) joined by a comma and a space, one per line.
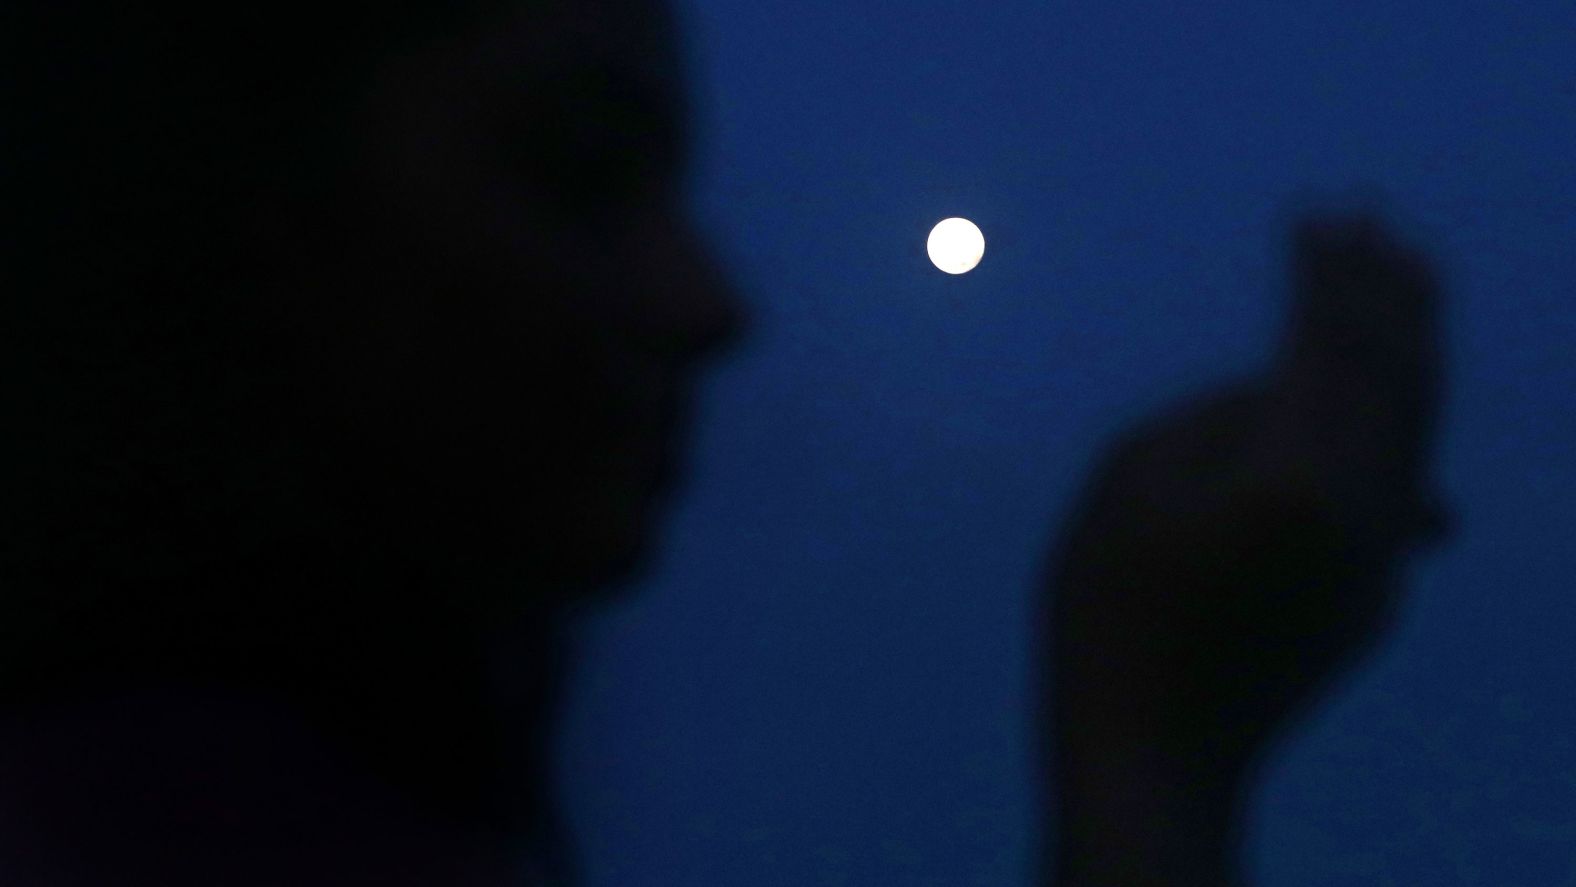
569, 404, 688, 592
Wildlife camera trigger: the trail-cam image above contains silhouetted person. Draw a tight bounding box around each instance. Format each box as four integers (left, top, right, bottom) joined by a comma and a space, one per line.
1046, 216, 1447, 886
0, 1, 1449, 885
0, 2, 738, 884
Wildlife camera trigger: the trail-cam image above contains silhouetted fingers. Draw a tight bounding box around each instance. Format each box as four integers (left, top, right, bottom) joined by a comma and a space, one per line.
1283, 213, 1440, 446
1259, 212, 1445, 550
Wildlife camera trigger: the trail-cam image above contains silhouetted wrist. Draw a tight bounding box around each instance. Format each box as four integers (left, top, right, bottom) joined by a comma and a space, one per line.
1051, 755, 1248, 887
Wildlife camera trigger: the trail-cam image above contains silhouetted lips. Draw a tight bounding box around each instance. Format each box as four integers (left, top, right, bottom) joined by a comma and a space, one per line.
648, 389, 688, 495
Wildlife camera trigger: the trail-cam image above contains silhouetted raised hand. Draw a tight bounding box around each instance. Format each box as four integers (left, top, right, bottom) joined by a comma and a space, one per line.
1046, 214, 1447, 886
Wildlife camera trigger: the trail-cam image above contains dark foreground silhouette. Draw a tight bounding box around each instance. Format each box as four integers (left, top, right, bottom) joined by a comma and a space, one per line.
0, 2, 1445, 885
2, 2, 737, 884
1046, 217, 1446, 886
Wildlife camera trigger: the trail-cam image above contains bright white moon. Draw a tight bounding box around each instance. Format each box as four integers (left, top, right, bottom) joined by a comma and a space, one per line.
927, 217, 985, 275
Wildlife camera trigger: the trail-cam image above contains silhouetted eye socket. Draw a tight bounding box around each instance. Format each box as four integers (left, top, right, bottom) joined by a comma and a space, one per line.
511, 62, 681, 216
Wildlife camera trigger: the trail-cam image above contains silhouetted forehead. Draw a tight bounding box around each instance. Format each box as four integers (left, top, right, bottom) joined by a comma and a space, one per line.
466, 0, 689, 174
504, 0, 684, 113
6, 1, 682, 96
457, 0, 677, 92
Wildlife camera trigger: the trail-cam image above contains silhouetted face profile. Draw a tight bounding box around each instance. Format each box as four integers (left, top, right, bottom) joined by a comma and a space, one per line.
3, 0, 740, 602
348, 2, 739, 583
0, 1, 738, 873
305, 0, 742, 590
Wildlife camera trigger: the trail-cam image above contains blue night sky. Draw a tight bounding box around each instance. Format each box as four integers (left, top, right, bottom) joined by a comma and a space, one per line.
557, 1, 1576, 883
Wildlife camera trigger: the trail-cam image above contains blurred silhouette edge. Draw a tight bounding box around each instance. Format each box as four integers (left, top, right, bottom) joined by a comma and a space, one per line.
1043, 213, 1449, 886
0, 2, 738, 884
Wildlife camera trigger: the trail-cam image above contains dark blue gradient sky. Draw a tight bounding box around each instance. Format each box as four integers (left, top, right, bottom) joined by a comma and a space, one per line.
558, 2, 1576, 883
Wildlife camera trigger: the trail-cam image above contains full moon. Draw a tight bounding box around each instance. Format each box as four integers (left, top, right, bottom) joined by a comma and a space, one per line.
927, 217, 985, 275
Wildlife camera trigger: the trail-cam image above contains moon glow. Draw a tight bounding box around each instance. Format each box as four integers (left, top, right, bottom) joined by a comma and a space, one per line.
927, 218, 985, 275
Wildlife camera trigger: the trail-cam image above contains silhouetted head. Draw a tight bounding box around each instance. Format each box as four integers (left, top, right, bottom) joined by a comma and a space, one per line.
0, 0, 740, 839
1, 0, 739, 623
322, 0, 744, 589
